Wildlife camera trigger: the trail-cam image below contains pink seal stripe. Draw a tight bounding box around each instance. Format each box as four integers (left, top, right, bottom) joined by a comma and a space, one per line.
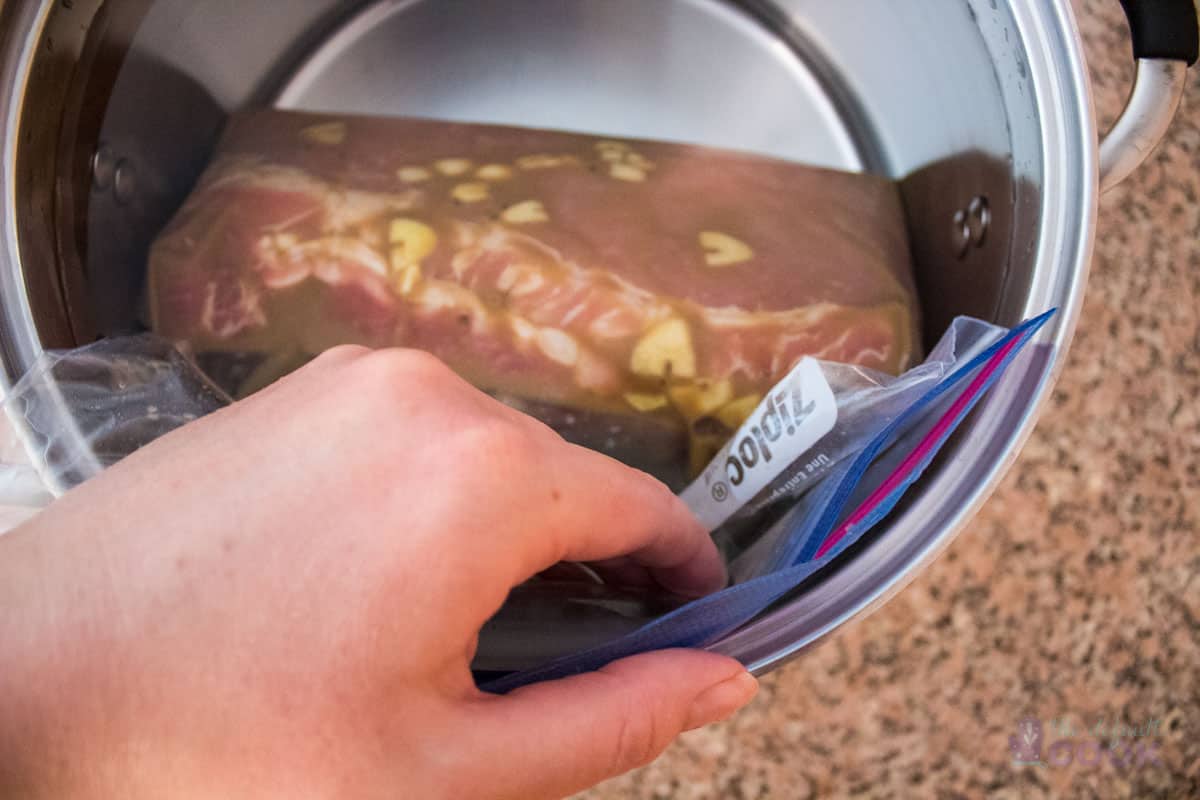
813, 332, 1025, 559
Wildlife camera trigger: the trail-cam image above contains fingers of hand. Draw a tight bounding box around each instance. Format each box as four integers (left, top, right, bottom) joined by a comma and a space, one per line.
300, 349, 727, 598
456, 651, 757, 800
511, 444, 726, 598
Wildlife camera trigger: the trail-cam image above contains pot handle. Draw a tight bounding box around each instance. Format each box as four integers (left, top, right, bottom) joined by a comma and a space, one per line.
1099, 0, 1198, 192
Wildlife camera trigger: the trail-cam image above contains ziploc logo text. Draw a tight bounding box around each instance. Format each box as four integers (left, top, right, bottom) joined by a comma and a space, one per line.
724, 385, 816, 487
682, 357, 838, 530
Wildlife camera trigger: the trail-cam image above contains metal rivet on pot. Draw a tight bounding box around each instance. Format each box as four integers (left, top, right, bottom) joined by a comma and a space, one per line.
113, 159, 137, 205
91, 146, 115, 192
952, 195, 990, 258
967, 196, 990, 247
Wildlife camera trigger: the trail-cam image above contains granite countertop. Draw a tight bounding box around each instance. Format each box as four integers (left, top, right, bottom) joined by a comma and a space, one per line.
581, 2, 1200, 798
0, 3, 1191, 798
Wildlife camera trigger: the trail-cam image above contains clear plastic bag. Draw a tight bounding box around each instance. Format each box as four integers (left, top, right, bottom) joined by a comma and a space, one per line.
700, 316, 1002, 569
473, 315, 1040, 671
0, 314, 1051, 684
2, 334, 229, 497
482, 311, 1053, 692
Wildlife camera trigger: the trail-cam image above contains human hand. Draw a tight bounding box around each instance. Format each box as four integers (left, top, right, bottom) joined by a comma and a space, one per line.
0, 347, 757, 799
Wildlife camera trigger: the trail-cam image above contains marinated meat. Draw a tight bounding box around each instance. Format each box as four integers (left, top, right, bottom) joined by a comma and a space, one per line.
148, 110, 919, 478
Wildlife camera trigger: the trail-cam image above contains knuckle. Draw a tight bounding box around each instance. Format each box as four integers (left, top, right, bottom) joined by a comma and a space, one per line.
467, 420, 537, 466
645, 474, 681, 513
381, 347, 453, 378
581, 669, 673, 775
298, 344, 371, 380
355, 348, 454, 392
608, 698, 664, 773
625, 468, 684, 524
314, 343, 372, 366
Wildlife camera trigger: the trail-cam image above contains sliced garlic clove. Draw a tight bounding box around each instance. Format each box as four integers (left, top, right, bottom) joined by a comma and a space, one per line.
299, 121, 347, 145
624, 153, 656, 171
397, 166, 432, 183
668, 379, 735, 420
716, 394, 763, 430
609, 163, 647, 183
501, 200, 549, 224
451, 182, 491, 204
476, 164, 515, 181
623, 392, 670, 412
630, 318, 696, 380
516, 154, 574, 170
434, 158, 474, 176
699, 231, 754, 267
388, 219, 438, 267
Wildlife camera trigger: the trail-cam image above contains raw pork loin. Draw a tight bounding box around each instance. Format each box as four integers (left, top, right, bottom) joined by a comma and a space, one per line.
148, 110, 919, 482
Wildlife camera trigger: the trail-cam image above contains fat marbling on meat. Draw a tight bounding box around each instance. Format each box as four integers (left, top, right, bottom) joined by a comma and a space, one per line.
147, 110, 920, 481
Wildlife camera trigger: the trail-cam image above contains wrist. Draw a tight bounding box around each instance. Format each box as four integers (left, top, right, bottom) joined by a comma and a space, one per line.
0, 515, 125, 798
0, 520, 67, 795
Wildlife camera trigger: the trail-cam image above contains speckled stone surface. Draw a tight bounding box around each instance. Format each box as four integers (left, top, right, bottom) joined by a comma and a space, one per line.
579, 3, 1200, 798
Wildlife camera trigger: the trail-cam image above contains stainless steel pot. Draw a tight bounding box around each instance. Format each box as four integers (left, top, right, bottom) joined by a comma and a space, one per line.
0, 0, 1195, 674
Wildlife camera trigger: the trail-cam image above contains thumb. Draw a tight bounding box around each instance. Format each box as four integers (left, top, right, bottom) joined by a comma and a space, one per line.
459, 650, 758, 800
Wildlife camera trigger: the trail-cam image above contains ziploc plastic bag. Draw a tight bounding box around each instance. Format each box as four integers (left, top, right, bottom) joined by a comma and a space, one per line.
698, 315, 1002, 567
473, 314, 1015, 669
145, 109, 921, 493
0, 313, 1051, 686
2, 335, 229, 495
481, 311, 1053, 692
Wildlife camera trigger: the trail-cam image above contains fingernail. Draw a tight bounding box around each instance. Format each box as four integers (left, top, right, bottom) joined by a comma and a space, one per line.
683, 671, 758, 731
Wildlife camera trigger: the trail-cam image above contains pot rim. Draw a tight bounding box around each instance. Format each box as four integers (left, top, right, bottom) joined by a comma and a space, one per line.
0, 0, 1097, 673
710, 0, 1097, 672
0, 1, 99, 493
